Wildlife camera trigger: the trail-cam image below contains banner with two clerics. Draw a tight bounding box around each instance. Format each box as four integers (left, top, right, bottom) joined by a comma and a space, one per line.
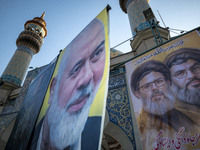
125, 29, 200, 150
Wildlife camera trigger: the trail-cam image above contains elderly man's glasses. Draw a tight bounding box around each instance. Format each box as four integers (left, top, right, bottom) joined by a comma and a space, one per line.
172, 64, 200, 79
139, 78, 166, 92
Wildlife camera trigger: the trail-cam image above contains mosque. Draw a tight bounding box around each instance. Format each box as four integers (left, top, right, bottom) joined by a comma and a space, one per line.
0, 0, 181, 149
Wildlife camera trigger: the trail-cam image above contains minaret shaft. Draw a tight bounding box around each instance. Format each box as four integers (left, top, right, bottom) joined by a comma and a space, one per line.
119, 0, 169, 56
127, 0, 151, 36
1, 48, 33, 88
1, 12, 47, 89
120, 0, 155, 37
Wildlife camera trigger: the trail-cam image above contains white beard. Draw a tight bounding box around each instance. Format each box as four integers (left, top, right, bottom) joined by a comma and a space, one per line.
47, 82, 95, 149
172, 82, 200, 106
141, 87, 175, 116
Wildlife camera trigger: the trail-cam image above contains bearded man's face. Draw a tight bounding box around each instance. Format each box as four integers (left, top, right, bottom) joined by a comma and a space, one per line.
45, 18, 105, 149
47, 81, 95, 149
170, 59, 200, 105
135, 71, 175, 116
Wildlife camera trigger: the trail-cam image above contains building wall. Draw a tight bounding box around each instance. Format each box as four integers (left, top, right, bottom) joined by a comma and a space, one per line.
105, 66, 137, 150
0, 65, 48, 149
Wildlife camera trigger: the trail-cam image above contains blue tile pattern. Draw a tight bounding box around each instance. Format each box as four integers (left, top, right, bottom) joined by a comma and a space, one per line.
107, 73, 136, 148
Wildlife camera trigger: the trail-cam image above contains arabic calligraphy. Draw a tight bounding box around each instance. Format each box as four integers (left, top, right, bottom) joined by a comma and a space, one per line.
153, 127, 200, 150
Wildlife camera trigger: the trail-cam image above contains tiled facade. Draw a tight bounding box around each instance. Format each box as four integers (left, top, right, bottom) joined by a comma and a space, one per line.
107, 70, 136, 149
127, 0, 151, 36
1, 49, 33, 86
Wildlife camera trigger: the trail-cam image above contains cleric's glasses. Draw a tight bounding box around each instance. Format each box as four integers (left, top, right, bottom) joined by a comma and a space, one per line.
139, 78, 166, 92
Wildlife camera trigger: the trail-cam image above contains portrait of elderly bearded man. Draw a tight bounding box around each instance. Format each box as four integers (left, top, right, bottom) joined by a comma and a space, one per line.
130, 60, 195, 150
33, 18, 106, 150
164, 48, 200, 126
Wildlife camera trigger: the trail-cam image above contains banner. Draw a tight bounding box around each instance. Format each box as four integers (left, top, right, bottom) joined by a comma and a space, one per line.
125, 29, 200, 150
6, 58, 57, 150
30, 7, 110, 150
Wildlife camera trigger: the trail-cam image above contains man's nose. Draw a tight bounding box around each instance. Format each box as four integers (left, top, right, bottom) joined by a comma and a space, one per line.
152, 82, 159, 91
77, 61, 94, 89
187, 70, 195, 80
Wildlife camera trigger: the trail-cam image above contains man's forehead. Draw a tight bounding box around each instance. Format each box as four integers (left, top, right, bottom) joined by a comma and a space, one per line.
171, 59, 199, 70
60, 19, 104, 71
72, 22, 103, 48
139, 71, 164, 84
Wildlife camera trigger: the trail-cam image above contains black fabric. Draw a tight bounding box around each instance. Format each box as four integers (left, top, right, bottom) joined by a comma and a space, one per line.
81, 116, 101, 150
5, 61, 57, 150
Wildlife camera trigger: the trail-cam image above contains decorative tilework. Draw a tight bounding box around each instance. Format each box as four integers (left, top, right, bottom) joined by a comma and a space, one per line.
1, 74, 21, 86
109, 74, 126, 89
17, 47, 34, 57
136, 21, 150, 32
2, 48, 32, 86
126, 0, 151, 36
107, 73, 136, 148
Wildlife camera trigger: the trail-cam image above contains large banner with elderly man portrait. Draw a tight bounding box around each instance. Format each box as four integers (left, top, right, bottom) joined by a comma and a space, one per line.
125, 28, 200, 150
30, 7, 110, 150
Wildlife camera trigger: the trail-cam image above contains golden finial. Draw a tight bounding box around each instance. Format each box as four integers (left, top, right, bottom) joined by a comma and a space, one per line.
41, 12, 45, 19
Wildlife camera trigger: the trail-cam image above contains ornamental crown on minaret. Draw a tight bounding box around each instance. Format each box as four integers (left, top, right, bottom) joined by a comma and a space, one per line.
24, 12, 47, 38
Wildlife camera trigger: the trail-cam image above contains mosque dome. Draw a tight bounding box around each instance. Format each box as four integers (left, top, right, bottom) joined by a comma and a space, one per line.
110, 49, 124, 58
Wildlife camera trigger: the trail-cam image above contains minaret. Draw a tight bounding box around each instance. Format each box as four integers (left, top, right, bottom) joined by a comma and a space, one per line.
1, 12, 47, 89
120, 0, 152, 37
119, 0, 170, 55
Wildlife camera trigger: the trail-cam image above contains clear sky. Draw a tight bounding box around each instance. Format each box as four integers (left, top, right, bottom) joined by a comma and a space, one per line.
0, 0, 200, 76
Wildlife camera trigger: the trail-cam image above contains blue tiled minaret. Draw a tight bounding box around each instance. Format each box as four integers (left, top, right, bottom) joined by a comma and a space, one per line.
119, 0, 155, 37
1, 13, 47, 89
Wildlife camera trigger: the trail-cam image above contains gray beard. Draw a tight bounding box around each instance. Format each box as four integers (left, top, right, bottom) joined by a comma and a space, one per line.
172, 83, 200, 106
141, 87, 175, 116
47, 82, 94, 149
